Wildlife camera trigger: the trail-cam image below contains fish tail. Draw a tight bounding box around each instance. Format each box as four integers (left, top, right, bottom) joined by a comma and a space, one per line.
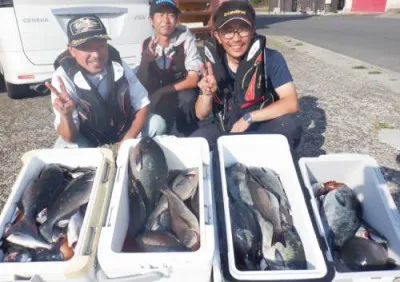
5, 214, 38, 239
272, 229, 286, 248
39, 221, 54, 243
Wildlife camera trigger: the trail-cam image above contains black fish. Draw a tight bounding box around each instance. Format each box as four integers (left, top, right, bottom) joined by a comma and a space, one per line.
230, 200, 262, 271
340, 237, 397, 271
127, 177, 151, 237
5, 164, 68, 248
39, 170, 96, 243
129, 137, 168, 210
321, 186, 362, 247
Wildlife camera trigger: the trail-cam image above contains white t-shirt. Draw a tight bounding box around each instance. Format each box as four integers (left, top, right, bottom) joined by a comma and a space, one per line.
51, 61, 150, 130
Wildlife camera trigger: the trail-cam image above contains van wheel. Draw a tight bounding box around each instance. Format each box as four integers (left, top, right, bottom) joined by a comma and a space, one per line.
6, 82, 31, 99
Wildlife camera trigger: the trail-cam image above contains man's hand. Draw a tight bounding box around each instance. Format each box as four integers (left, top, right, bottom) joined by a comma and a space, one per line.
45, 76, 76, 116
198, 61, 217, 95
230, 117, 251, 133
149, 88, 164, 110
142, 37, 159, 63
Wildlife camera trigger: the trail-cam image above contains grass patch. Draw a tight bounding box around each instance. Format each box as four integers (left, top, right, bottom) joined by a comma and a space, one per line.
378, 122, 394, 129
390, 78, 398, 81
368, 70, 382, 74
295, 42, 304, 46
290, 47, 296, 50
352, 65, 367, 69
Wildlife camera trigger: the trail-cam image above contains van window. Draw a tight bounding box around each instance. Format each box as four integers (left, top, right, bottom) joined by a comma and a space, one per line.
0, 0, 13, 7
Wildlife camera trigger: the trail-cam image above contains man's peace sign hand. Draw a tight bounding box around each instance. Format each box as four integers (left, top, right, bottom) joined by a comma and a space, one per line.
198, 61, 217, 96
142, 37, 159, 62
45, 76, 76, 116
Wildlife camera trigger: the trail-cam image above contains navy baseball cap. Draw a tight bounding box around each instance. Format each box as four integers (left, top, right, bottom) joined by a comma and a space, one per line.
150, 0, 181, 16
67, 15, 111, 47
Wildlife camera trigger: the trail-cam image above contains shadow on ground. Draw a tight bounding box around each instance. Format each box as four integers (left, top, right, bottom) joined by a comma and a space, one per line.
297, 95, 327, 157
255, 14, 313, 30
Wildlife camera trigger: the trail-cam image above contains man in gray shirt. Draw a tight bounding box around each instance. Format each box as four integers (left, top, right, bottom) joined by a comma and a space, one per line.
137, 0, 202, 136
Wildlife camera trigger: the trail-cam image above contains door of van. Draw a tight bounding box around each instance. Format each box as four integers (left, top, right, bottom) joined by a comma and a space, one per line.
12, 0, 152, 67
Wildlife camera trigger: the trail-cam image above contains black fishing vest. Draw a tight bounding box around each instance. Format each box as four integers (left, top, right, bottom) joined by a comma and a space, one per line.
54, 46, 133, 146
142, 37, 187, 93
203, 34, 278, 132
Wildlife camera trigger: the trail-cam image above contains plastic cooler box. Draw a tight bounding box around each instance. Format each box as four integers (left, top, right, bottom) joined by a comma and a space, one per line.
0, 148, 116, 282
299, 154, 400, 282
214, 134, 334, 282
97, 136, 215, 281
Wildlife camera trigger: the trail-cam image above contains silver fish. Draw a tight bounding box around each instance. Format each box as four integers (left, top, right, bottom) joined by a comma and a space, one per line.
321, 186, 362, 247
146, 195, 169, 231
6, 233, 53, 250
136, 231, 188, 252
171, 169, 199, 201
67, 210, 83, 248
248, 176, 285, 246
248, 167, 291, 213
162, 188, 200, 250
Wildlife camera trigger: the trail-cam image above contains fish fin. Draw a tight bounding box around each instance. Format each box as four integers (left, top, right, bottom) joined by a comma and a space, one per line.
272, 229, 286, 248
335, 191, 346, 206
274, 249, 286, 269
5, 215, 38, 239
135, 153, 143, 172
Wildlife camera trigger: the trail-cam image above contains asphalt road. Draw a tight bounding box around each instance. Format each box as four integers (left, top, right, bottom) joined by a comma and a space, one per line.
256, 15, 400, 73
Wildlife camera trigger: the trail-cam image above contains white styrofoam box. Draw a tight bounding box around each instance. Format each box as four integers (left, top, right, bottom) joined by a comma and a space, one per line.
299, 153, 400, 282
97, 136, 215, 281
217, 134, 329, 281
0, 148, 116, 282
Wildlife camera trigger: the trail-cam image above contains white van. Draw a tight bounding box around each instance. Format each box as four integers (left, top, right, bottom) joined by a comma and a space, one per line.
0, 0, 152, 99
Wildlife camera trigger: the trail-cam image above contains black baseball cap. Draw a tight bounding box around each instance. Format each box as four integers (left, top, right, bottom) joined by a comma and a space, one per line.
67, 15, 111, 47
150, 0, 181, 16
213, 1, 255, 30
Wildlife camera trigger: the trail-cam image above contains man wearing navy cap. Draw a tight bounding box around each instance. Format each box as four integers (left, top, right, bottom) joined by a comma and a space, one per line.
191, 1, 303, 151
136, 0, 202, 136
45, 15, 166, 148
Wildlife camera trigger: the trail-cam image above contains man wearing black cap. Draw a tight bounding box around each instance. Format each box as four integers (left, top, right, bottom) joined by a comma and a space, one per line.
191, 0, 302, 151
45, 15, 166, 148
136, 0, 202, 136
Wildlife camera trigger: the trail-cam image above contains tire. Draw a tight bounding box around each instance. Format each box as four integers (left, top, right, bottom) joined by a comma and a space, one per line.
6, 82, 31, 99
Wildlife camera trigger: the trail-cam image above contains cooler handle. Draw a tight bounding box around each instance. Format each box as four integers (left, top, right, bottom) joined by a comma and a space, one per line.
105, 266, 172, 281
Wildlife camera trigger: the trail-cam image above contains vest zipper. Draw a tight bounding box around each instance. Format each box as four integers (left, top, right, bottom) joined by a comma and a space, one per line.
242, 62, 259, 90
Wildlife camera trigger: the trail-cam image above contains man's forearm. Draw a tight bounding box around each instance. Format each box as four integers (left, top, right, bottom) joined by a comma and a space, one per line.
57, 115, 78, 142
195, 94, 213, 120
122, 106, 149, 139
250, 95, 299, 123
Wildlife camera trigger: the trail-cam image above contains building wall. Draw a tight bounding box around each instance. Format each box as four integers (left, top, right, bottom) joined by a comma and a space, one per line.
386, 0, 400, 9
352, 0, 387, 12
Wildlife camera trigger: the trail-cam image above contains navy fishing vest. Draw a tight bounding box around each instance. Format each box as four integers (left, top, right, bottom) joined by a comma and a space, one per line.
203, 34, 278, 132
142, 37, 187, 93
54, 46, 133, 146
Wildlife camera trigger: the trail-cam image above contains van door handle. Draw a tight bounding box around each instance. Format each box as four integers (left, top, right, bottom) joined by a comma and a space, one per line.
51, 7, 128, 16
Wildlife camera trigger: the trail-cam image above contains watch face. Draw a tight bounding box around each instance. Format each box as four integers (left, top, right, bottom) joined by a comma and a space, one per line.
243, 113, 252, 123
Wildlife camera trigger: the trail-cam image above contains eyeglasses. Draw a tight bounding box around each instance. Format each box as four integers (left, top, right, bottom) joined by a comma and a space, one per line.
218, 28, 251, 39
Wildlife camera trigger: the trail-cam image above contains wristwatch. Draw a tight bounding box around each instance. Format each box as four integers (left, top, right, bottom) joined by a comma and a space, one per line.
242, 113, 253, 124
